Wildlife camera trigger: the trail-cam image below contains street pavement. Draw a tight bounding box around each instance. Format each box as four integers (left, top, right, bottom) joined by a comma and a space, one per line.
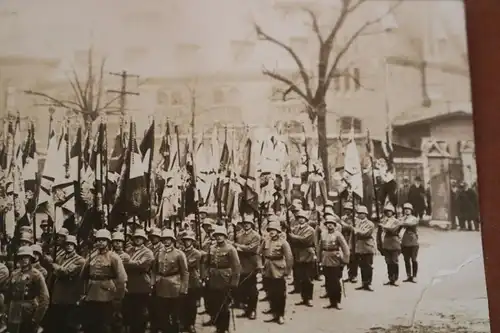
196, 227, 490, 333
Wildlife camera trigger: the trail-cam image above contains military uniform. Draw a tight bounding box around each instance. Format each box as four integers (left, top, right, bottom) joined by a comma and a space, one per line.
340, 203, 358, 282
0, 261, 9, 327
380, 204, 402, 285
400, 203, 419, 282
48, 235, 85, 333
123, 230, 154, 333
317, 216, 349, 308
288, 210, 316, 305
260, 221, 293, 324
206, 226, 241, 333
153, 229, 189, 333
6, 246, 49, 333
234, 216, 261, 318
353, 206, 376, 290
181, 232, 202, 333
81, 229, 127, 333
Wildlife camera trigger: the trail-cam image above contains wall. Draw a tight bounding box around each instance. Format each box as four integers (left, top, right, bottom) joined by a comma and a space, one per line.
429, 117, 474, 157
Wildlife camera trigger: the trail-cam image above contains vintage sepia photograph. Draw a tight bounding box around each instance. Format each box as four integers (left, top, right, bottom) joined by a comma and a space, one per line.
0, 0, 489, 332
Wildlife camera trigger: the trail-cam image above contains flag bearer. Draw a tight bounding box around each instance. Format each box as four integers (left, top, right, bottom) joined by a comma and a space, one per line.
123, 229, 154, 333
380, 203, 402, 286
352, 206, 376, 291
317, 215, 349, 309
206, 226, 241, 333
260, 221, 293, 325
80, 229, 127, 333
288, 210, 315, 307
6, 246, 49, 333
340, 202, 358, 283
234, 215, 261, 320
400, 203, 420, 283
152, 229, 188, 333
181, 231, 202, 333
48, 235, 85, 333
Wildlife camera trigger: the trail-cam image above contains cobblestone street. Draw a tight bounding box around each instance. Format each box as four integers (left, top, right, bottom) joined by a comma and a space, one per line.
197, 227, 490, 333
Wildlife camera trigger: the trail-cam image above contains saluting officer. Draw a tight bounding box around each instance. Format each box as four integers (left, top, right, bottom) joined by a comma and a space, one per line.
288, 210, 315, 307
317, 215, 349, 310
340, 202, 358, 283
123, 229, 154, 333
352, 205, 376, 291
380, 203, 402, 286
30, 244, 48, 280
206, 226, 241, 333
260, 221, 293, 325
400, 203, 420, 283
153, 229, 189, 333
6, 246, 49, 333
80, 229, 127, 333
181, 231, 202, 333
234, 214, 261, 320
48, 235, 85, 333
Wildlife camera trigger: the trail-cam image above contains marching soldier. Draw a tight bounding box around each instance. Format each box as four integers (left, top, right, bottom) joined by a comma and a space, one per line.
288, 201, 302, 292
18, 233, 33, 248
54, 228, 69, 261
340, 202, 358, 283
48, 235, 85, 333
400, 203, 420, 283
317, 215, 349, 309
380, 203, 402, 286
148, 228, 164, 257
30, 244, 48, 280
288, 210, 315, 307
206, 226, 241, 333
111, 231, 131, 263
260, 221, 293, 325
181, 231, 202, 333
152, 228, 188, 333
148, 227, 164, 333
80, 229, 127, 333
123, 229, 155, 333
6, 246, 49, 333
200, 222, 215, 321
234, 215, 261, 320
352, 205, 376, 291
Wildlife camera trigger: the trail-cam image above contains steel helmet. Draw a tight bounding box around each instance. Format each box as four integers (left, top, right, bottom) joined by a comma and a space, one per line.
343, 202, 353, 210
182, 231, 197, 242
19, 226, 33, 234
212, 226, 228, 237
133, 229, 148, 240
17, 246, 35, 259
31, 244, 43, 255
267, 214, 278, 223
57, 228, 69, 236
65, 235, 78, 245
384, 203, 396, 213
296, 210, 308, 219
242, 215, 255, 225
324, 200, 334, 208
161, 228, 176, 240
19, 233, 33, 244
403, 203, 414, 211
324, 214, 340, 225
356, 205, 368, 215
267, 221, 281, 233
95, 229, 112, 241
112, 232, 125, 242
149, 228, 162, 238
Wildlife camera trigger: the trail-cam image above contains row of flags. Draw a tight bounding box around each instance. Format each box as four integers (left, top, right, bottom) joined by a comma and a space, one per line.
0, 113, 395, 241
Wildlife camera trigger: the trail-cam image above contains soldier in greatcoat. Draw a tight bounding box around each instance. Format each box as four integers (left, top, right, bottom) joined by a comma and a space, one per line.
350, 205, 376, 291
260, 221, 293, 325
340, 202, 358, 283
233, 215, 261, 320
181, 231, 202, 333
287, 210, 315, 307
317, 215, 349, 309
259, 214, 278, 302
152, 229, 189, 333
80, 229, 127, 333
380, 203, 402, 286
111, 232, 131, 263
6, 246, 49, 333
200, 222, 215, 321
122, 229, 154, 333
148, 228, 164, 257
47, 235, 85, 333
0, 254, 9, 332
400, 203, 420, 283
30, 244, 47, 280
206, 226, 241, 333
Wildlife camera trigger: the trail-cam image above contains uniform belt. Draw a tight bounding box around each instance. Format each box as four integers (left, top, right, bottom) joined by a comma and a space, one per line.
322, 249, 339, 252
89, 275, 115, 281
158, 271, 179, 277
264, 255, 283, 260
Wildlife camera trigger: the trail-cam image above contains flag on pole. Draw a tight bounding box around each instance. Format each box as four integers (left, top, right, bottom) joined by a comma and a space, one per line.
343, 127, 363, 199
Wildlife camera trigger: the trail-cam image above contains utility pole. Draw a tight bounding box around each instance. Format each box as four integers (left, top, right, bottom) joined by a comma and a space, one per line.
107, 70, 140, 115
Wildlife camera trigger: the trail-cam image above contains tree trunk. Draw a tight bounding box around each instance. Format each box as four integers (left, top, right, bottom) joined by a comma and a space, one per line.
316, 104, 330, 190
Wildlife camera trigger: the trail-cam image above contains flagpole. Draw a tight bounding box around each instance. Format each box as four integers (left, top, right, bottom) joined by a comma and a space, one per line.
174, 125, 184, 223
104, 121, 110, 226
146, 118, 155, 229
123, 118, 133, 241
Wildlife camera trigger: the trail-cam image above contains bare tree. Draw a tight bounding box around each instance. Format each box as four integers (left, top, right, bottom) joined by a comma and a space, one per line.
24, 48, 122, 131
255, 0, 402, 186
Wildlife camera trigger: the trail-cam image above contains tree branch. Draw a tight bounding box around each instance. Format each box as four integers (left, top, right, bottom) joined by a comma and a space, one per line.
94, 58, 107, 112
23, 90, 69, 109
263, 67, 309, 102
255, 24, 313, 100
302, 8, 323, 44
324, 0, 402, 93
98, 95, 122, 112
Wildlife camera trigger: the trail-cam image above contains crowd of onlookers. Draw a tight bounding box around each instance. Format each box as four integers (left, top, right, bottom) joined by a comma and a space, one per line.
396, 176, 480, 231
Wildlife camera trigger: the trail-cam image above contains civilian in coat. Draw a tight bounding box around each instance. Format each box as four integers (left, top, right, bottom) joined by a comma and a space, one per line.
408, 177, 426, 219
458, 182, 480, 231
450, 180, 460, 229
397, 177, 411, 210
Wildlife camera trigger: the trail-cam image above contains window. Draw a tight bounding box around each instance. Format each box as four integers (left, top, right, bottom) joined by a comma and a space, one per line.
338, 116, 362, 134
353, 68, 361, 91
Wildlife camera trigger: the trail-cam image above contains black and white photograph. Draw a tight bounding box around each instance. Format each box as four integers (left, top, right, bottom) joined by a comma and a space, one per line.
0, 0, 489, 332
